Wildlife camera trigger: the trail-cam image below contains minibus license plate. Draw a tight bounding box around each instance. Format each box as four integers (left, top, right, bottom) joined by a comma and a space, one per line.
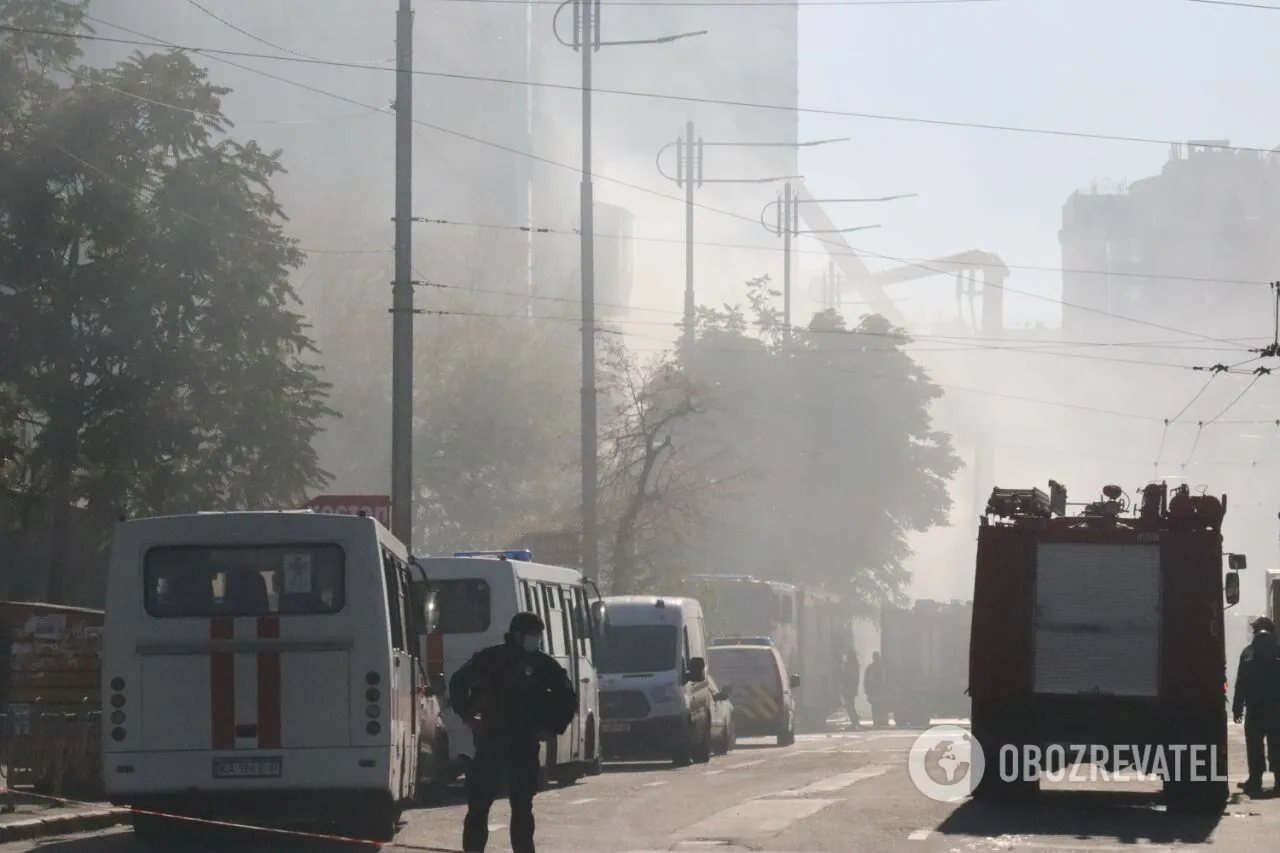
213, 757, 282, 778
601, 722, 630, 734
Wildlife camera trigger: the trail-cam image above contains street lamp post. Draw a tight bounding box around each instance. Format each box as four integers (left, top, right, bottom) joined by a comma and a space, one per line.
553, 0, 706, 583
761, 185, 917, 341
655, 129, 847, 352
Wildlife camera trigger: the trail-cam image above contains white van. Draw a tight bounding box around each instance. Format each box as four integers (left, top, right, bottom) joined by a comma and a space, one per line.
410, 551, 602, 785
707, 642, 798, 745
596, 596, 717, 766
101, 511, 427, 842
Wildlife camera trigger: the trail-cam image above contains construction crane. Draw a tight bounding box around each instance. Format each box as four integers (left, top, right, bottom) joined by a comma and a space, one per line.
793, 181, 1008, 334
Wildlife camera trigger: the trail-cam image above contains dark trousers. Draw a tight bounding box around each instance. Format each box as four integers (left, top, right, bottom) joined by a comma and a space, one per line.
463, 735, 541, 853
869, 699, 887, 727
842, 693, 859, 725
1244, 709, 1280, 782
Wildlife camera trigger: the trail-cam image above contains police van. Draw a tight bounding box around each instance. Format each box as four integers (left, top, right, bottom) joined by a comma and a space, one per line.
707, 641, 798, 745
101, 511, 428, 842
596, 596, 719, 766
410, 551, 603, 785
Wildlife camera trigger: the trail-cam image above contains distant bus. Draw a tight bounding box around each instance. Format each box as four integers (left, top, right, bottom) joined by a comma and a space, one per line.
101, 511, 428, 842
683, 574, 851, 729
410, 551, 603, 785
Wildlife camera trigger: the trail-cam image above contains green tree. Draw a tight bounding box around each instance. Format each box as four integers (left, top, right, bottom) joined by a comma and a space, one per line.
0, 2, 332, 602
690, 277, 961, 614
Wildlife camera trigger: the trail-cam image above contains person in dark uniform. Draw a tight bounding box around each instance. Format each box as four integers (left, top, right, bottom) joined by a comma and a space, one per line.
841, 648, 861, 730
864, 651, 887, 728
1233, 616, 1280, 795
449, 611, 578, 853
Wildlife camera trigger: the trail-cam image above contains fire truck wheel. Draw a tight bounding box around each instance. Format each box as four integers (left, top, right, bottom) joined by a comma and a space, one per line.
971, 737, 1039, 803
1164, 778, 1228, 814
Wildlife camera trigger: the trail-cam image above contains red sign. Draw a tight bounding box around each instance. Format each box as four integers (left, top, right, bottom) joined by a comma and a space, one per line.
305, 495, 391, 528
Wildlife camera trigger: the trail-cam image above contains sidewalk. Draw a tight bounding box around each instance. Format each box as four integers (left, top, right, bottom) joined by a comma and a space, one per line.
0, 792, 130, 843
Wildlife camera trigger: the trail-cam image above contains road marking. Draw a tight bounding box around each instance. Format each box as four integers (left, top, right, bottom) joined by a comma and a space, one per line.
643, 780, 668, 787
568, 797, 598, 805
728, 759, 766, 769
488, 823, 505, 831
703, 769, 724, 776
907, 829, 931, 841
673, 798, 836, 839
768, 763, 894, 796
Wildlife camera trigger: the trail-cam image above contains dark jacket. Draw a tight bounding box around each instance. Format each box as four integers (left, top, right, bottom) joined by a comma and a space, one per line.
1233, 631, 1280, 719
449, 640, 578, 740
842, 655, 860, 696
864, 660, 885, 699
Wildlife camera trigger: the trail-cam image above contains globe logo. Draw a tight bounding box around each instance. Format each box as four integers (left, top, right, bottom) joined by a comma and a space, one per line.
908, 724, 985, 803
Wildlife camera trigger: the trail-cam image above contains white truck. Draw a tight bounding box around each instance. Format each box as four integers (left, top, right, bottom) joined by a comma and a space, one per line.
878, 599, 971, 727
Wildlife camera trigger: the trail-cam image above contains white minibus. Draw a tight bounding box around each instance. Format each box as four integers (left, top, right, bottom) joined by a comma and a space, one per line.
101, 511, 429, 842
410, 550, 603, 785
596, 596, 717, 766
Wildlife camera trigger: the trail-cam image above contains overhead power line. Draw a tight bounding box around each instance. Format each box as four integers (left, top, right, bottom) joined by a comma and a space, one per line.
414, 216, 1273, 289
449, 0, 1004, 5
48, 16, 1262, 350
1182, 0, 1280, 10
6, 22, 1280, 156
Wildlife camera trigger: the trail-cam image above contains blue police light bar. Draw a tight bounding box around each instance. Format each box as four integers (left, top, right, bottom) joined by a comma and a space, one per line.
453, 549, 533, 562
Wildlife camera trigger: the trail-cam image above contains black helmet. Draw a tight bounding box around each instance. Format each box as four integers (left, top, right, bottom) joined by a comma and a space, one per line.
509, 611, 545, 635
1253, 616, 1276, 634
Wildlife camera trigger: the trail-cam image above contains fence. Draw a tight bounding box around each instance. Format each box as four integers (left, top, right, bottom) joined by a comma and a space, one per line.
0, 699, 102, 800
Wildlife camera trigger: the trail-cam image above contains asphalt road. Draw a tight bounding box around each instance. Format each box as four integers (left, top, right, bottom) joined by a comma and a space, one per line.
8, 722, 1280, 853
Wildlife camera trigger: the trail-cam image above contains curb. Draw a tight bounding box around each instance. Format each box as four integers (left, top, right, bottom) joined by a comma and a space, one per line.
0, 808, 131, 843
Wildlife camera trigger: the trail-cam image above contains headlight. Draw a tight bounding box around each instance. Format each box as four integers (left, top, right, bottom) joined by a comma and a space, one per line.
650, 684, 681, 704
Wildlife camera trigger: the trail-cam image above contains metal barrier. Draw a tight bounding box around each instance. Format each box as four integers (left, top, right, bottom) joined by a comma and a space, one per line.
0, 699, 102, 799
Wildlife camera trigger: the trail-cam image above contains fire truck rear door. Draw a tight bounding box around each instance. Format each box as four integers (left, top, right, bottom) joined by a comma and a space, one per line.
1033, 543, 1161, 697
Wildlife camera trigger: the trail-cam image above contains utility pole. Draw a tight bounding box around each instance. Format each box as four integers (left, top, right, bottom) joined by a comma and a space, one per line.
656, 133, 842, 354
554, 0, 705, 582
390, 0, 415, 546
762, 184, 908, 341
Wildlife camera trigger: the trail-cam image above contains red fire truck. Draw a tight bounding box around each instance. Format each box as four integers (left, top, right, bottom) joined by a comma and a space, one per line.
969, 480, 1243, 813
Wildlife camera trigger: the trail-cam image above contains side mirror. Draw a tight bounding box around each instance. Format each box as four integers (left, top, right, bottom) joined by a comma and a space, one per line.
590, 600, 608, 637
789, 673, 801, 689
1225, 572, 1240, 607
422, 593, 440, 635
687, 657, 706, 683
1228, 553, 1247, 571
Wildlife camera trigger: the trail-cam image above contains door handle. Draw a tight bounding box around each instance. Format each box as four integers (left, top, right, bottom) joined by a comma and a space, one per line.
580, 677, 591, 684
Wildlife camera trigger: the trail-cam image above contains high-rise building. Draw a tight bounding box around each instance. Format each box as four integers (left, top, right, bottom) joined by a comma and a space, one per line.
1059, 141, 1280, 341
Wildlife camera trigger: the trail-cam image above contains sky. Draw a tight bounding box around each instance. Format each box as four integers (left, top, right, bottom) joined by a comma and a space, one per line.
796, 0, 1280, 328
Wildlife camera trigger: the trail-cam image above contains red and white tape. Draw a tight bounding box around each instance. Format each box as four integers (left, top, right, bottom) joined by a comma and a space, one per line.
0, 788, 459, 851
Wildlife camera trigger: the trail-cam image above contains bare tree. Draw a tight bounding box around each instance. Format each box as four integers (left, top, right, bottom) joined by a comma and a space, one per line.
597, 339, 739, 594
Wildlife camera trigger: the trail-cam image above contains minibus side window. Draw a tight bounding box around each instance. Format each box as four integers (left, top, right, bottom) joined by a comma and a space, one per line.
542, 585, 562, 656
572, 587, 593, 658
560, 588, 580, 657
521, 580, 535, 612
382, 549, 406, 652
